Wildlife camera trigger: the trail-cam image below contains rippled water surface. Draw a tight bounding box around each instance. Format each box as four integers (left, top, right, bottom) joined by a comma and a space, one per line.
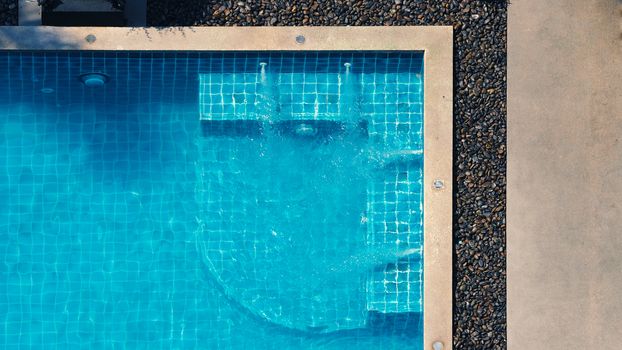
0, 52, 423, 349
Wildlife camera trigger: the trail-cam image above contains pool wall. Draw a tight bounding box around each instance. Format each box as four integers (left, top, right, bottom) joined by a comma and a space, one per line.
0, 25, 453, 349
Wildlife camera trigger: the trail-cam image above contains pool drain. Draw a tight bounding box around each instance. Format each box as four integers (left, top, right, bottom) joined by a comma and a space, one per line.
78, 72, 109, 87
294, 123, 317, 136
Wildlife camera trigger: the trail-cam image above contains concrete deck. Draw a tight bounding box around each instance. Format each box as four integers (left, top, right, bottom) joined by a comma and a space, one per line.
508, 0, 622, 349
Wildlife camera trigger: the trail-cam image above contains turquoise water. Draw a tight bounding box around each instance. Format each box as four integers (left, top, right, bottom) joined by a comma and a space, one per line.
0, 52, 423, 349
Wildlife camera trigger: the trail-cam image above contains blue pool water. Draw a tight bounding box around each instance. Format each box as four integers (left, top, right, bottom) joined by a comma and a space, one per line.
0, 52, 424, 349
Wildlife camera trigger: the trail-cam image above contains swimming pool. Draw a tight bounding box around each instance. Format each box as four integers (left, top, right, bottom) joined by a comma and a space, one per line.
0, 27, 453, 350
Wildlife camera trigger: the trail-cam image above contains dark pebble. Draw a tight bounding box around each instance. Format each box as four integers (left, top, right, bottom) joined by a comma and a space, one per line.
0, 0, 17, 25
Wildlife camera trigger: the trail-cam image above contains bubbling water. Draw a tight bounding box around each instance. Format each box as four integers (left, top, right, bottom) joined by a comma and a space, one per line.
256, 62, 278, 122
327, 245, 421, 276
196, 129, 374, 333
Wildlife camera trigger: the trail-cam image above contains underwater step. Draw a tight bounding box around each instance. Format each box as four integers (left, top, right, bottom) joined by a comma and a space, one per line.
201, 120, 263, 137
365, 159, 424, 314
198, 71, 362, 122
366, 311, 423, 336
366, 257, 423, 314
200, 119, 368, 139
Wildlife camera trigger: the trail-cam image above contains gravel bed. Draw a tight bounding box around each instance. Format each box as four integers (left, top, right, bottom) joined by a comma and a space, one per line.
0, 0, 17, 25
148, 2, 507, 348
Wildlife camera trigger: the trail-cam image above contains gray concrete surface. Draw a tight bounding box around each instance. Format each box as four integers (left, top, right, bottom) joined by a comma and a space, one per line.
56, 0, 119, 12
508, 0, 622, 349
18, 0, 41, 26
124, 0, 147, 26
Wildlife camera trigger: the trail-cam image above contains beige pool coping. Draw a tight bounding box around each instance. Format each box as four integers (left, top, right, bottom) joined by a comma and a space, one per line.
0, 26, 453, 349
509, 1, 622, 349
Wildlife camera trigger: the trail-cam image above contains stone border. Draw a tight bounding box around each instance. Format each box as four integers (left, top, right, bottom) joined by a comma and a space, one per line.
0, 25, 453, 349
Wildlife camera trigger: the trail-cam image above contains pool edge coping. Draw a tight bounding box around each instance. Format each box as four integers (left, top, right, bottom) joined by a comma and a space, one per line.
0, 25, 453, 349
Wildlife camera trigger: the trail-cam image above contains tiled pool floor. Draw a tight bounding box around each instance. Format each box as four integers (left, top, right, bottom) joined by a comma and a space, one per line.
0, 51, 423, 349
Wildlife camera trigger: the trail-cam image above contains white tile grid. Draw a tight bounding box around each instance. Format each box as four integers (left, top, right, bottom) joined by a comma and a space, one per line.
198, 63, 424, 315
365, 69, 424, 314
199, 73, 261, 120
277, 72, 343, 121
366, 165, 423, 314
200, 70, 360, 122
363, 72, 423, 152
